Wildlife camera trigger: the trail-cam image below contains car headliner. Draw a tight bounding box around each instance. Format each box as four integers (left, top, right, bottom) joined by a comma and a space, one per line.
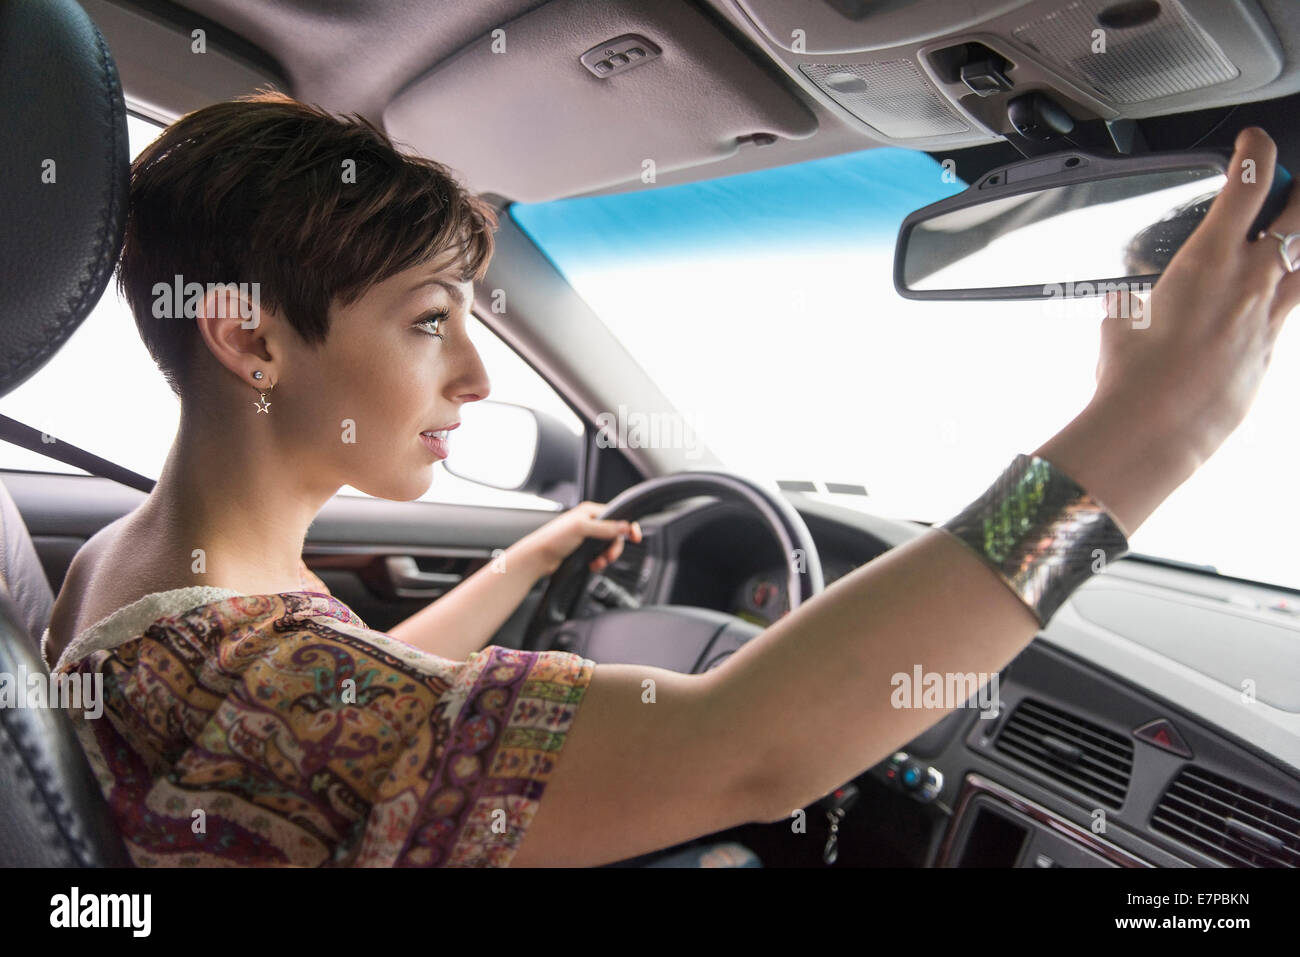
70, 0, 1300, 482
82, 0, 1300, 202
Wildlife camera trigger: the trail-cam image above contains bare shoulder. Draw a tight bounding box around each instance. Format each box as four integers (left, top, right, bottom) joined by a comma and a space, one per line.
83, 512, 133, 559
47, 513, 137, 653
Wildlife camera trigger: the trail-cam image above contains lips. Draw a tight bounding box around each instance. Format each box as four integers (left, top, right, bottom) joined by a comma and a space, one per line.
419, 422, 459, 459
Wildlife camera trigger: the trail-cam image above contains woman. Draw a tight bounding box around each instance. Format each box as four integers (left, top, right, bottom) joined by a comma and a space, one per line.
43, 91, 1300, 867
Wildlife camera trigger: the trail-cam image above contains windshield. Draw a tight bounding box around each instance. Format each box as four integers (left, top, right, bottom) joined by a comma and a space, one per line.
512, 147, 1300, 592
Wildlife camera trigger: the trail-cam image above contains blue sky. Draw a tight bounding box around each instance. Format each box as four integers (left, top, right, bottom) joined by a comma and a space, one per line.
512, 147, 966, 269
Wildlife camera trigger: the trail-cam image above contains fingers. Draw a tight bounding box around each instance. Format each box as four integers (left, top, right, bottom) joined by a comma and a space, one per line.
1203, 127, 1278, 241
1268, 271, 1300, 330
566, 503, 646, 573
585, 519, 642, 573
589, 536, 625, 573
584, 518, 634, 539
1256, 203, 1300, 294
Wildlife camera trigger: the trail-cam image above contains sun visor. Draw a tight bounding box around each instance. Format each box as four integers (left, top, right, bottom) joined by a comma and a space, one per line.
383, 0, 818, 202
80, 0, 287, 122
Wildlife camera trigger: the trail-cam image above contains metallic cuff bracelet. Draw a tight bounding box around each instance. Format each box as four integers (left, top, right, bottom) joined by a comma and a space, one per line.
938, 454, 1130, 626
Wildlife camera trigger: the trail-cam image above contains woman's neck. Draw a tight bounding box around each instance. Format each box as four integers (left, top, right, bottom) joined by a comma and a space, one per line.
141, 411, 340, 591
45, 414, 340, 667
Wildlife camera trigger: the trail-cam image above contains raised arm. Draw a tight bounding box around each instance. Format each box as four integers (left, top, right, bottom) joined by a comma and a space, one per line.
512, 127, 1300, 867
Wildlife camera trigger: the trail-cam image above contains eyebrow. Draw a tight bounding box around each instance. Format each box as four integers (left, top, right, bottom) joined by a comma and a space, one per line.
409, 276, 466, 309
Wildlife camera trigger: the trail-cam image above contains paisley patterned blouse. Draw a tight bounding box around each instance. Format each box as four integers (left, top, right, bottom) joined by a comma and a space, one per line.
41, 562, 595, 867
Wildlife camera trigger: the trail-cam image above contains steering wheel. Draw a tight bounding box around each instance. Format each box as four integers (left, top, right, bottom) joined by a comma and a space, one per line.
522, 472, 825, 674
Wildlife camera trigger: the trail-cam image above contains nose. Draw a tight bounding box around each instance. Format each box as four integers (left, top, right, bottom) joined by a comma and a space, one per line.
446, 332, 491, 405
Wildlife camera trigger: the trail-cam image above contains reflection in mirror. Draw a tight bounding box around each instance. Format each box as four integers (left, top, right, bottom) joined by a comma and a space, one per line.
442, 400, 539, 491
902, 167, 1226, 293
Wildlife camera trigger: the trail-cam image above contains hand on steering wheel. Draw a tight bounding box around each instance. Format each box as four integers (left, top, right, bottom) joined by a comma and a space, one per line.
521, 472, 825, 674
513, 500, 644, 577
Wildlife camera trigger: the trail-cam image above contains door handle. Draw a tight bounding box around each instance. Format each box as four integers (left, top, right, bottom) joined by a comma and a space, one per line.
384, 556, 464, 599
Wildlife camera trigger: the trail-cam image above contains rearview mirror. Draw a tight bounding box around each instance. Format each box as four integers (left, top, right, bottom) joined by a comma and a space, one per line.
894, 149, 1290, 301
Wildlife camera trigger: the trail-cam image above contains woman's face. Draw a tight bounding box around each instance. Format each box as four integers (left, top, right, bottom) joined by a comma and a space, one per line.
276, 253, 491, 502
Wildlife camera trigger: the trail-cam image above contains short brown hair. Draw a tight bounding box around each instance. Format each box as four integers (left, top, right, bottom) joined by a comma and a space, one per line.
118, 90, 498, 398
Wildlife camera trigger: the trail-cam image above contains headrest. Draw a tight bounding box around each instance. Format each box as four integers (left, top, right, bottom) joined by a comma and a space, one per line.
0, 0, 129, 396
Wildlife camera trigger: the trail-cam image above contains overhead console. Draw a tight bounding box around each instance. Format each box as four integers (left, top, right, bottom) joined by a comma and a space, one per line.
384, 0, 818, 202
723, 0, 1291, 150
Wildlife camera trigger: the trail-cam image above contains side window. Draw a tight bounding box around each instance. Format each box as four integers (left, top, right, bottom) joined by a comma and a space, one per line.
0, 111, 585, 511
0, 114, 176, 479
337, 315, 585, 511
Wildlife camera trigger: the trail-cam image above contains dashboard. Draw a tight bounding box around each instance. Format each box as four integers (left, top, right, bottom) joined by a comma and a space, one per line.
598, 499, 886, 624
572, 493, 1300, 869
730, 558, 861, 626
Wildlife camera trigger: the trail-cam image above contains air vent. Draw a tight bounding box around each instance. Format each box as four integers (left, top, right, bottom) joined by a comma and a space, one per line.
1152, 767, 1300, 867
994, 699, 1133, 809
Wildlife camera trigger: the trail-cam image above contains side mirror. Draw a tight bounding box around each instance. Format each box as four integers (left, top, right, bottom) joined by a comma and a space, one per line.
442, 400, 581, 504
894, 149, 1292, 301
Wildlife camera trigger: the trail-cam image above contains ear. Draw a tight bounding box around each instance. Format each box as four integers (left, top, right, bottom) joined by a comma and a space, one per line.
193, 283, 276, 386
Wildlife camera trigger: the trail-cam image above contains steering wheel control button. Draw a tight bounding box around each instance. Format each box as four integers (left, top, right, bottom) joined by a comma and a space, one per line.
1132, 718, 1193, 758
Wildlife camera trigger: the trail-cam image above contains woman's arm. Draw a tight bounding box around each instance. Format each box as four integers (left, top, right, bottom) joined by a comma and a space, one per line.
511, 127, 1300, 867
516, 397, 1187, 866
385, 542, 552, 660
386, 504, 641, 660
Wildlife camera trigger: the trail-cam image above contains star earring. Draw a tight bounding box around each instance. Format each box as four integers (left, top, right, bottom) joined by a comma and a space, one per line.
252, 370, 273, 414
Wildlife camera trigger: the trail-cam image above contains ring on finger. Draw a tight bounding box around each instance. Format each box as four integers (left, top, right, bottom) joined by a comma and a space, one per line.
1262, 229, 1300, 273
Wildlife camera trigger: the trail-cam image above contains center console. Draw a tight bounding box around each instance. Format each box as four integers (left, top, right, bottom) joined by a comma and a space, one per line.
936, 774, 1151, 867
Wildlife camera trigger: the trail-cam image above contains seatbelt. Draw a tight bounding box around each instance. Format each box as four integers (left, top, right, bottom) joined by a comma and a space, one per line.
0, 414, 156, 494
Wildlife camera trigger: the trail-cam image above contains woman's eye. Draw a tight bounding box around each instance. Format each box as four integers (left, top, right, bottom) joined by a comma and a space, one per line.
417, 311, 449, 339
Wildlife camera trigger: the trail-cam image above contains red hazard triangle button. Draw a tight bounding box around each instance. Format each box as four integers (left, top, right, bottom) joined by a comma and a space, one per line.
1133, 719, 1193, 758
